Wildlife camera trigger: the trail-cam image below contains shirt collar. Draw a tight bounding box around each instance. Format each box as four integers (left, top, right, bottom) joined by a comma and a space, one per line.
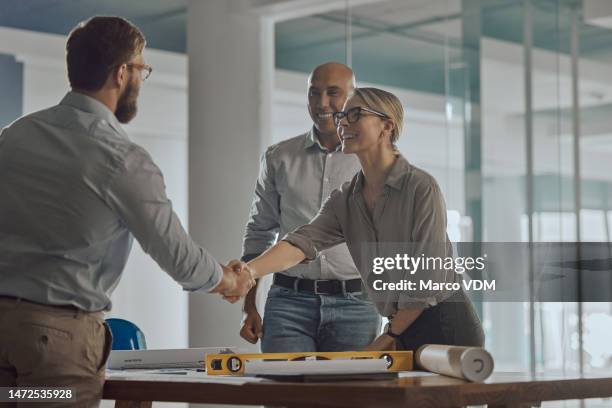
304, 127, 342, 153
352, 153, 411, 197
60, 91, 129, 139
303, 127, 317, 149
385, 154, 411, 190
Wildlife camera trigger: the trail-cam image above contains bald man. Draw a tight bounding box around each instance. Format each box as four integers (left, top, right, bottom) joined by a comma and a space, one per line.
239, 62, 381, 352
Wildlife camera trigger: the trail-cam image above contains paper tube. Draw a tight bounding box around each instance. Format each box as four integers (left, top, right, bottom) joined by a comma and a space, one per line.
415, 344, 494, 382
244, 359, 389, 376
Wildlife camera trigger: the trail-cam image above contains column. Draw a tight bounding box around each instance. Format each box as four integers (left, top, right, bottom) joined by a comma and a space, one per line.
187, 0, 274, 350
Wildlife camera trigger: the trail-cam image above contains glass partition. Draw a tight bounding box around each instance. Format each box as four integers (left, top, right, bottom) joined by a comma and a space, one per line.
274, 0, 612, 387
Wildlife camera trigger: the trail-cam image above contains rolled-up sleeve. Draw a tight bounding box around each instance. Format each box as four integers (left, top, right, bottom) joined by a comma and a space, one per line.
282, 189, 345, 262
242, 148, 281, 258
103, 145, 222, 292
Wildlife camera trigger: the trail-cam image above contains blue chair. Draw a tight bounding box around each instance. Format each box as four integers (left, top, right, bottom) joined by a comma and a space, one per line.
105, 318, 147, 350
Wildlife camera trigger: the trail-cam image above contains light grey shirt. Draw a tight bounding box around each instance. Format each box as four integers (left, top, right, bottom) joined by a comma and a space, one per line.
0, 92, 222, 312
283, 155, 458, 316
242, 130, 361, 280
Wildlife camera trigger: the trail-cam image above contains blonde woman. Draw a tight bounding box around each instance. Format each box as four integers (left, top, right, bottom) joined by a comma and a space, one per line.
233, 87, 484, 352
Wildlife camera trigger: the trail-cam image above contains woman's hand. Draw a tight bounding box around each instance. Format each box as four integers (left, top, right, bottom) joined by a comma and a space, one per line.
363, 308, 424, 351
363, 334, 396, 351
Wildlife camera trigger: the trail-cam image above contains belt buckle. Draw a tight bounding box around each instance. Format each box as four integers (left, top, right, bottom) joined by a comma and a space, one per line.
313, 280, 323, 295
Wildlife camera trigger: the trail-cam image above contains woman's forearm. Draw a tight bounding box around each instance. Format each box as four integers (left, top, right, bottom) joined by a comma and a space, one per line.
364, 307, 424, 352
389, 308, 423, 334
247, 241, 306, 279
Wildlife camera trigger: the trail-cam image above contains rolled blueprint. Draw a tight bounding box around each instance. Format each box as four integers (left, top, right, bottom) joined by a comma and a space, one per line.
244, 358, 388, 376
415, 344, 494, 382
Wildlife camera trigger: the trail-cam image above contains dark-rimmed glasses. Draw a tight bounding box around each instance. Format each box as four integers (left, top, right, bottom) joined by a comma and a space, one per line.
127, 63, 153, 81
333, 106, 389, 126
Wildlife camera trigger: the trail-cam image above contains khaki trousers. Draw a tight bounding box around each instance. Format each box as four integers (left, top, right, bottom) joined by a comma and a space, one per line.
0, 297, 112, 407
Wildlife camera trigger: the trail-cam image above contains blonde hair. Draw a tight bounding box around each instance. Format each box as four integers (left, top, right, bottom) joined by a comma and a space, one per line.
353, 87, 404, 149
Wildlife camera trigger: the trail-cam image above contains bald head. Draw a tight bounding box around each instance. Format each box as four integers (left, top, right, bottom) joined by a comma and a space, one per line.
307, 62, 356, 137
308, 62, 355, 90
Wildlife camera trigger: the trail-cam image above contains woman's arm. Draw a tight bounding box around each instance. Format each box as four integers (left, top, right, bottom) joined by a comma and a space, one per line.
363, 308, 423, 351
244, 188, 345, 280
365, 177, 447, 351
388, 308, 423, 334
247, 241, 306, 279
398, 177, 451, 310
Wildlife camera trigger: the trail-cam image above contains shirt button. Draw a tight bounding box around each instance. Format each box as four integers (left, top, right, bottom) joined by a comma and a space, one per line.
327, 153, 332, 158
321, 255, 326, 260
324, 177, 330, 183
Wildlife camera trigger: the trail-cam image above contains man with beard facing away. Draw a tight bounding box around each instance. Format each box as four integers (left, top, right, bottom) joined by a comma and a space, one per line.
0, 16, 254, 407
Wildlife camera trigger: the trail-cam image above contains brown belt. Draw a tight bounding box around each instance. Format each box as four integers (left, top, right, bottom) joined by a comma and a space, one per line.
0, 295, 82, 312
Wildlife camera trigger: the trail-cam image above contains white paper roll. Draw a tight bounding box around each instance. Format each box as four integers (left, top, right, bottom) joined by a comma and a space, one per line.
415, 344, 494, 382
244, 359, 388, 376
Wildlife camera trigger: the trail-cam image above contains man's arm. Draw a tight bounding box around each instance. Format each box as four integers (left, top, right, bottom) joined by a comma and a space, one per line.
239, 148, 282, 341
242, 148, 281, 261
239, 277, 262, 343
240, 253, 263, 312
103, 144, 252, 297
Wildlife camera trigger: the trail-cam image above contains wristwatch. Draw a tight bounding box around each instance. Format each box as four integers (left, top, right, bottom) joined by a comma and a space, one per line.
384, 322, 402, 339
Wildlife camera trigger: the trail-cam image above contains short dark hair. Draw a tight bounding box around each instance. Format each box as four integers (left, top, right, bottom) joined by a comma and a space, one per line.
66, 16, 146, 91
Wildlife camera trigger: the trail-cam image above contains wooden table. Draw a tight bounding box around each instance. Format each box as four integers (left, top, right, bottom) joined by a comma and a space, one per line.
103, 372, 612, 408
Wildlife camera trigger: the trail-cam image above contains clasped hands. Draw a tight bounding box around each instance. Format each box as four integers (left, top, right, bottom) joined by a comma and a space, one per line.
211, 260, 255, 303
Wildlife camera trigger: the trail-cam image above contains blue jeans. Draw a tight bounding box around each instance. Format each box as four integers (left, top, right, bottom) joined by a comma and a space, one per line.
261, 285, 382, 353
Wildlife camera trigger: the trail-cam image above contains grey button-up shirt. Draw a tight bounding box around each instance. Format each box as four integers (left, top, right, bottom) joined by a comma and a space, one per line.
0, 92, 222, 312
243, 130, 361, 280
283, 155, 458, 316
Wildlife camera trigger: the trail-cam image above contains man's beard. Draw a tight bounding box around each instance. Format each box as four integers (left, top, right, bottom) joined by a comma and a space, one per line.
115, 77, 139, 124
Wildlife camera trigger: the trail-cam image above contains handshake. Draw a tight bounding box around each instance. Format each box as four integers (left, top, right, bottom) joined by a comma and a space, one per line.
211, 260, 256, 303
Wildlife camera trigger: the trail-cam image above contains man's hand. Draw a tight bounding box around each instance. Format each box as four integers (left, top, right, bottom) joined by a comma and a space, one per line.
211, 261, 255, 302
221, 260, 255, 303
240, 305, 263, 344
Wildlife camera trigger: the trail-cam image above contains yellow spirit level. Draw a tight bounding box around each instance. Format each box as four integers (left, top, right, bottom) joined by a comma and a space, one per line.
206, 351, 413, 375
